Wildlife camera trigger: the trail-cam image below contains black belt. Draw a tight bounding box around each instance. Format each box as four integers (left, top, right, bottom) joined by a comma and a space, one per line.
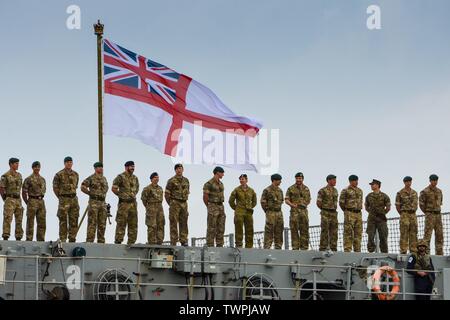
208, 201, 224, 205
90, 195, 105, 201
402, 210, 416, 213
346, 209, 361, 213
119, 198, 136, 204
29, 195, 44, 200
322, 208, 337, 212
268, 208, 282, 211
60, 194, 76, 198
172, 198, 187, 202
427, 210, 441, 214
5, 194, 20, 199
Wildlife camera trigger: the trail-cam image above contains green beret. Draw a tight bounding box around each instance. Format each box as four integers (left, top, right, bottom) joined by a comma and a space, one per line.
349, 175, 358, 181
403, 176, 412, 182
295, 172, 304, 178
9, 157, 19, 164
124, 160, 134, 167
150, 172, 159, 180
213, 166, 224, 174
239, 174, 248, 179
429, 174, 439, 181
32, 161, 40, 168
369, 179, 381, 186
174, 163, 183, 170
326, 174, 336, 181
64, 156, 73, 163
93, 162, 103, 168
271, 173, 282, 181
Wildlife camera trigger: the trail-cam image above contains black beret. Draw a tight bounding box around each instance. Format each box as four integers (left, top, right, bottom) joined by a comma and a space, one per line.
239, 174, 248, 179
349, 175, 358, 181
93, 162, 103, 168
326, 174, 336, 181
174, 163, 183, 170
32, 161, 40, 168
9, 157, 19, 164
150, 172, 159, 180
64, 156, 73, 163
271, 173, 282, 181
295, 172, 304, 178
124, 161, 135, 167
213, 166, 224, 174
429, 174, 439, 181
369, 179, 381, 186
403, 176, 412, 182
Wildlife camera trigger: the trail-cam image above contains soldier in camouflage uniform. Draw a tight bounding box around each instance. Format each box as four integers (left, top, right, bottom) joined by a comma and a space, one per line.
261, 174, 284, 249
395, 176, 418, 254
285, 172, 311, 250
0, 158, 23, 240
339, 175, 363, 252
317, 175, 338, 251
112, 161, 139, 245
141, 172, 165, 245
53, 157, 79, 242
228, 174, 257, 248
419, 174, 443, 255
406, 239, 435, 300
81, 162, 108, 243
165, 164, 190, 246
203, 167, 225, 247
365, 179, 391, 253
22, 161, 46, 241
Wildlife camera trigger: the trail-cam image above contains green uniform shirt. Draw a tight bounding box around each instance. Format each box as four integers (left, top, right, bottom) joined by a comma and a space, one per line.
53, 169, 79, 196
339, 186, 363, 211
22, 173, 46, 197
141, 184, 164, 206
165, 175, 190, 201
229, 185, 257, 211
203, 178, 224, 203
365, 191, 391, 215
285, 183, 311, 209
419, 186, 443, 212
112, 172, 139, 200
82, 173, 108, 198
0, 170, 22, 196
395, 188, 418, 211
317, 185, 338, 210
261, 185, 284, 212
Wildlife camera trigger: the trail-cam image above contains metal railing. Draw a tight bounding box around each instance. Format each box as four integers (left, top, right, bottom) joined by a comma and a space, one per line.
0, 254, 442, 300
191, 212, 450, 255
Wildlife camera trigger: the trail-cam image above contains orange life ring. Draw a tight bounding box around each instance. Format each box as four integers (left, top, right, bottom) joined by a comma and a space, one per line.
371, 266, 400, 300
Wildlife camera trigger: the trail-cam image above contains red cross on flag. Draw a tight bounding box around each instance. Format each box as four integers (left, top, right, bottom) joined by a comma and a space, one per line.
103, 39, 263, 171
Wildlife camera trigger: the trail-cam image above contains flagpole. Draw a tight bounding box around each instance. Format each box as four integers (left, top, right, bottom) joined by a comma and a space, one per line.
94, 20, 104, 163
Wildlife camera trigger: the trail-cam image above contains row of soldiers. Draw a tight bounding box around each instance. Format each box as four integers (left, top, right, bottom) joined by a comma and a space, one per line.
0, 157, 445, 255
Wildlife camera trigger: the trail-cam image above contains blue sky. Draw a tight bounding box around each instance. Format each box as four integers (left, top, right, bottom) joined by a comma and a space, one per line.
0, 0, 449, 244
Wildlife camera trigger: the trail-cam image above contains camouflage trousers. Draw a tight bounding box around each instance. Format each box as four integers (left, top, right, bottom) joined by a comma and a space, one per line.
264, 210, 284, 249
319, 210, 338, 251
343, 211, 362, 252
169, 199, 189, 246
146, 203, 165, 245
86, 200, 107, 243
206, 203, 226, 247
26, 199, 46, 241
115, 201, 138, 245
399, 211, 418, 254
290, 208, 309, 250
234, 208, 254, 248
57, 197, 79, 242
423, 212, 443, 255
366, 214, 388, 253
2, 198, 23, 240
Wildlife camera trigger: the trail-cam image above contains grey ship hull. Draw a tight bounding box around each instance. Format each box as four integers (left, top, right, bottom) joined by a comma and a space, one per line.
0, 240, 449, 300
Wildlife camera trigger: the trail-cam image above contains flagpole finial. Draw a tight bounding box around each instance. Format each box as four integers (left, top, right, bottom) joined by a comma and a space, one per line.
94, 20, 104, 36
